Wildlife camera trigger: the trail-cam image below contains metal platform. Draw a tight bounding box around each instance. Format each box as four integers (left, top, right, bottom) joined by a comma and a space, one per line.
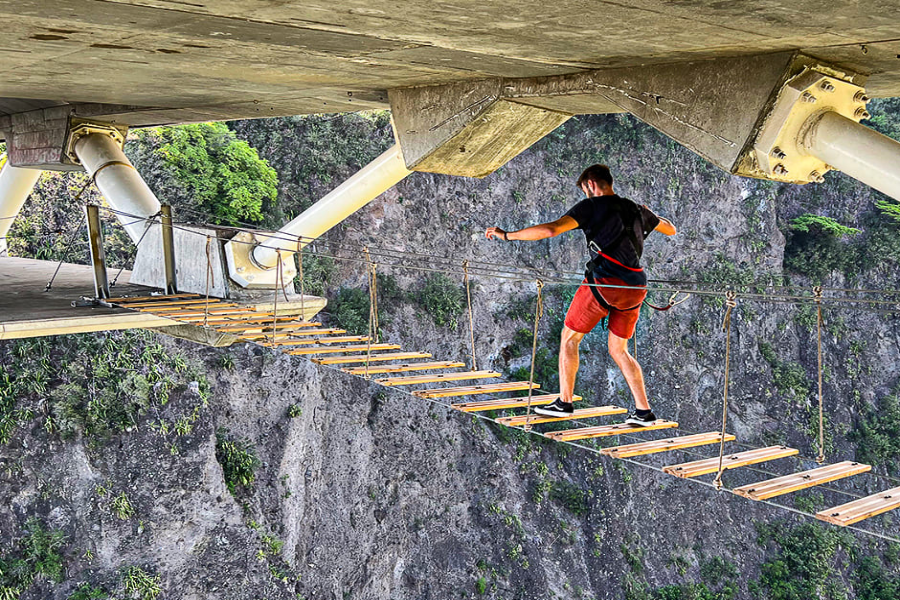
0, 256, 325, 342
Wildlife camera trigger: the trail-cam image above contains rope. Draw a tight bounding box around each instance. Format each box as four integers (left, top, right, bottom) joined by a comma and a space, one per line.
463, 260, 478, 371
203, 235, 213, 328
815, 286, 826, 464
713, 290, 737, 491
271, 250, 283, 345
363, 247, 379, 379
43, 177, 95, 292
297, 236, 306, 322
523, 279, 545, 433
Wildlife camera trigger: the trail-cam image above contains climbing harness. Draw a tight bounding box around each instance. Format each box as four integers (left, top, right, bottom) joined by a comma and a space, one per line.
523, 279, 544, 433
463, 260, 478, 371
815, 286, 826, 464
714, 290, 737, 491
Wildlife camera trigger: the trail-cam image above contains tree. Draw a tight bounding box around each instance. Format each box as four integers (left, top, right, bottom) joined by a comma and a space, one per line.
149, 122, 278, 225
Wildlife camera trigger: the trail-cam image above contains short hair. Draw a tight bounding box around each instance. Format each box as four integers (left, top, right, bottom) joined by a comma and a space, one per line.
576, 164, 613, 190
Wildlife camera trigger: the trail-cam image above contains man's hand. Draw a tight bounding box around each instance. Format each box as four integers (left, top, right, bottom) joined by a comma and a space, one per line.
485, 227, 508, 241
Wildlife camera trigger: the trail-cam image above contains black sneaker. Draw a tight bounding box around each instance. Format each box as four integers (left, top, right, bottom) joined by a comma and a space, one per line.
534, 399, 575, 418
625, 411, 657, 426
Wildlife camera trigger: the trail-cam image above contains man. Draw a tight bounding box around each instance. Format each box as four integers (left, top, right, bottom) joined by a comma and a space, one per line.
485, 164, 676, 425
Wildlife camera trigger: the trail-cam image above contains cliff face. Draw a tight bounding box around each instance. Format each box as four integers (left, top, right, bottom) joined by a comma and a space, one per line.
3, 109, 900, 600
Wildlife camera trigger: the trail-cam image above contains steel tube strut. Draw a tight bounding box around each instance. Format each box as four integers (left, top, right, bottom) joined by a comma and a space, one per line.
251, 144, 411, 269
803, 111, 900, 201
73, 133, 162, 244
0, 156, 42, 256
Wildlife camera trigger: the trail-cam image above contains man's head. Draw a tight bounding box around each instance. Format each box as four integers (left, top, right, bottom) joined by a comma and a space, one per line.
576, 164, 614, 197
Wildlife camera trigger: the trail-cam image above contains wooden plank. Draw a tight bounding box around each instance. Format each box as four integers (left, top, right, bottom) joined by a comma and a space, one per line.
109, 293, 200, 303
290, 344, 401, 355
236, 328, 346, 340
263, 336, 371, 346
184, 317, 314, 327
414, 381, 540, 399
453, 394, 582, 412
734, 461, 872, 501
136, 305, 246, 315
378, 370, 501, 387
815, 486, 900, 527
495, 405, 627, 427
312, 352, 430, 364
662, 446, 798, 479
122, 299, 227, 308
602, 432, 736, 459
545, 420, 678, 441
343, 361, 465, 375
213, 320, 321, 332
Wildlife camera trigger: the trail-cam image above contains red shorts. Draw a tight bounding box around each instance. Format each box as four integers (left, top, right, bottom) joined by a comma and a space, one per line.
564, 277, 647, 339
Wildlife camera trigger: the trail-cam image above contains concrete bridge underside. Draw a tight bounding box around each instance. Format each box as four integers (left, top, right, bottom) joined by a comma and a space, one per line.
0, 1, 898, 130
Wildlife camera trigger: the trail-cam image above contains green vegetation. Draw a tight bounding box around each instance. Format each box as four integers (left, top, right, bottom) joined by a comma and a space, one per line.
296, 253, 335, 297
850, 388, 900, 474
67, 583, 109, 600
550, 480, 587, 515
0, 332, 208, 446
0, 518, 66, 599
415, 274, 465, 329
329, 287, 370, 333
784, 214, 860, 281
215, 428, 261, 494
287, 403, 303, 418
230, 111, 392, 225
474, 576, 487, 595
758, 341, 810, 400
141, 122, 278, 225
122, 566, 162, 600
751, 521, 851, 600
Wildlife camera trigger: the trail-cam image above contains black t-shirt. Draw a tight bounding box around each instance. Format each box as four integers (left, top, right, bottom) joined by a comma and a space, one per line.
564, 194, 660, 286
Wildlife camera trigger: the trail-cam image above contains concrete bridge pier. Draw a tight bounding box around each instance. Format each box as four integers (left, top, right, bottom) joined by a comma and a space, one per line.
0, 157, 42, 256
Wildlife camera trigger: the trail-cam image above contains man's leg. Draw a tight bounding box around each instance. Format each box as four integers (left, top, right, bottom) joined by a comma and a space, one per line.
559, 326, 586, 403
607, 330, 650, 411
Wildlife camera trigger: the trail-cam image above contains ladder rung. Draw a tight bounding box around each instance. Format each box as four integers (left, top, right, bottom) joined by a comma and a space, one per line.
263, 336, 371, 346
123, 298, 228, 308
414, 381, 540, 399
545, 420, 678, 441
313, 352, 429, 364
663, 445, 798, 479
344, 361, 465, 375
214, 321, 321, 332
601, 432, 736, 458
815, 486, 900, 527
377, 370, 501, 387
495, 405, 626, 427
137, 305, 246, 315
108, 293, 201, 303
293, 344, 402, 355
453, 394, 582, 412
238, 328, 346, 340
734, 461, 871, 501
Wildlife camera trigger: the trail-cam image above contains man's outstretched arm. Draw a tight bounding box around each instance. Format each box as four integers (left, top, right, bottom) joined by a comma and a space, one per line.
486, 216, 578, 241
655, 217, 677, 236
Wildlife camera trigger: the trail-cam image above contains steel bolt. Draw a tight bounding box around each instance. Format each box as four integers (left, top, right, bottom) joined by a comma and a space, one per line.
801, 92, 817, 103
773, 164, 789, 176
855, 107, 871, 120
854, 90, 870, 103
809, 170, 825, 184
770, 147, 787, 160
820, 81, 835, 92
